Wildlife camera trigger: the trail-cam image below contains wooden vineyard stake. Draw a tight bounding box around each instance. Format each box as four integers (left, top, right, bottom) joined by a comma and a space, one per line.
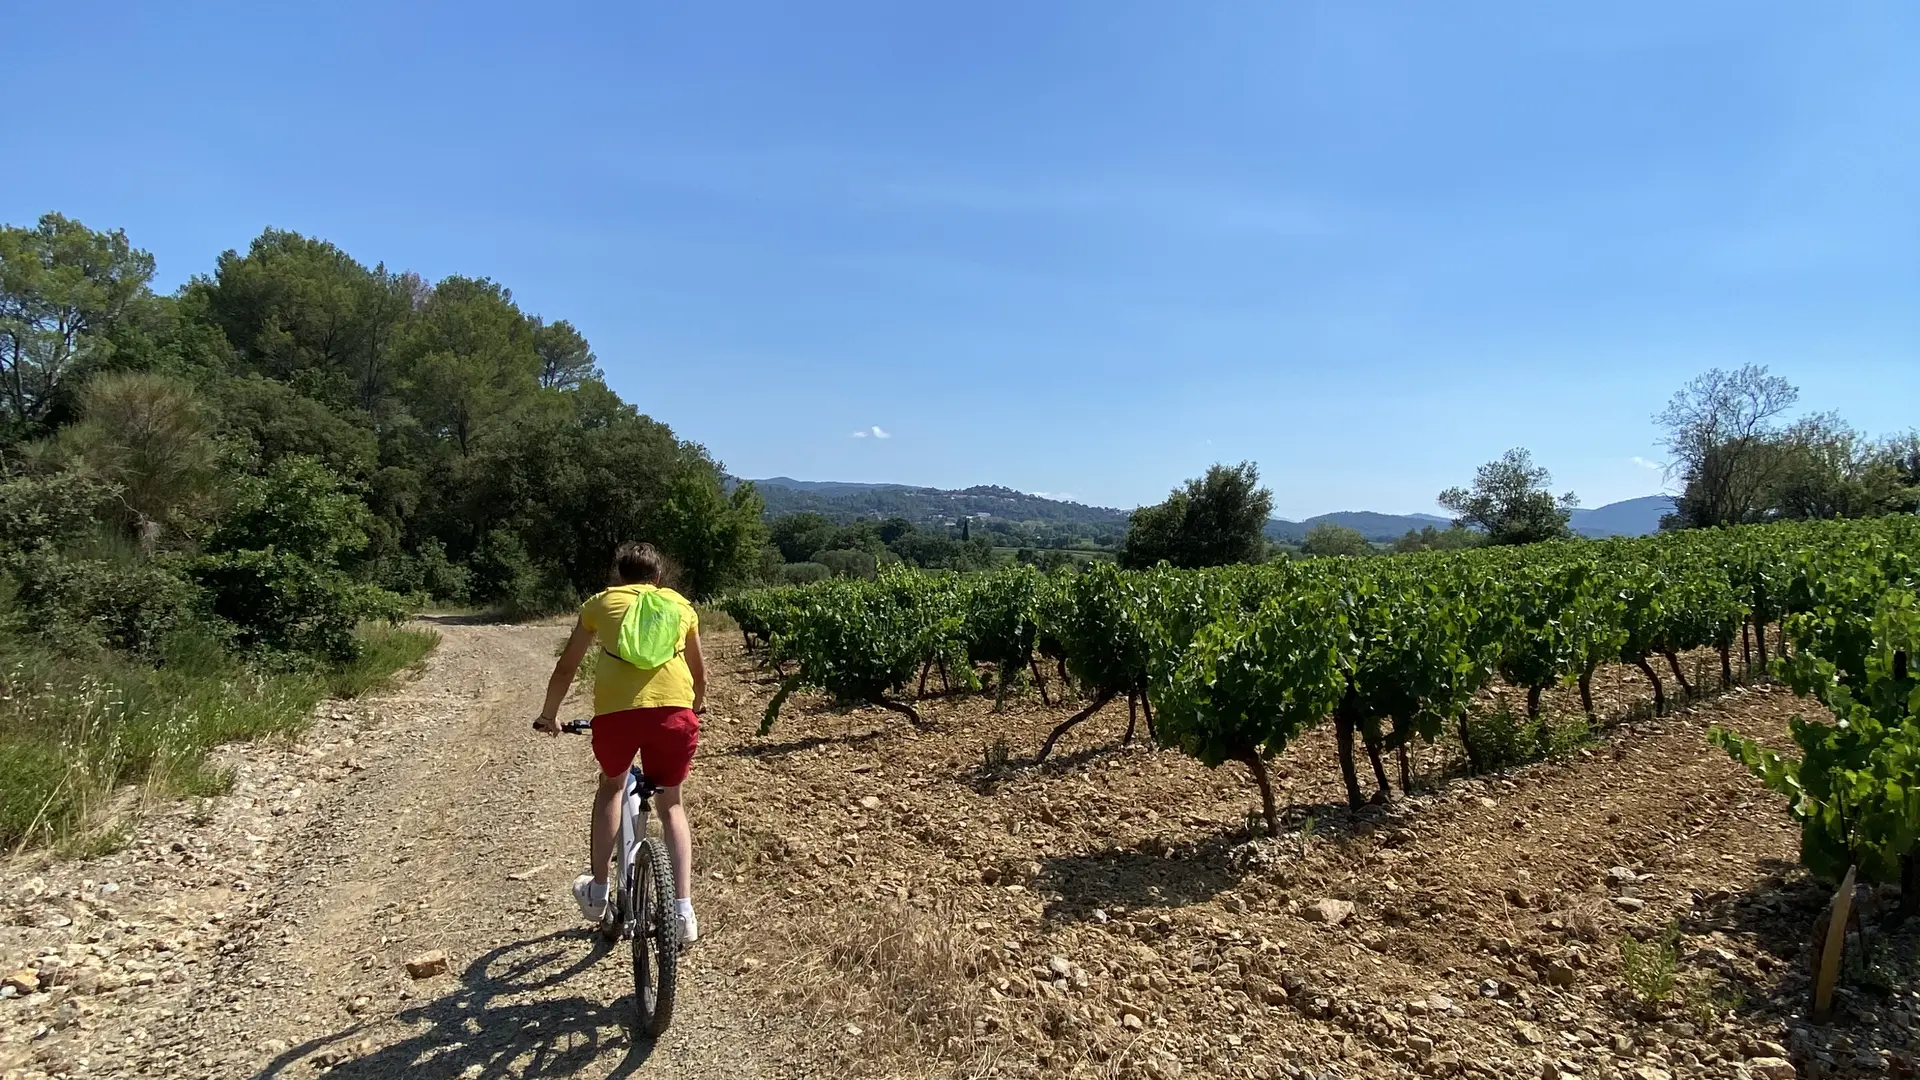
1811, 865, 1857, 1023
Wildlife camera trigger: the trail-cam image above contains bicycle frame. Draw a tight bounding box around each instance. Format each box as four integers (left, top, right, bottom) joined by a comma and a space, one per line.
613, 765, 658, 937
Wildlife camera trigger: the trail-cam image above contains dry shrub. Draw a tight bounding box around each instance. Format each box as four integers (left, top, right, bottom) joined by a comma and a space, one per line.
765, 897, 997, 1075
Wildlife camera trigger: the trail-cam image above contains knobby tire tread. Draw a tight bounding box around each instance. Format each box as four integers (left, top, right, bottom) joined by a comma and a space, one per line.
634, 838, 679, 1036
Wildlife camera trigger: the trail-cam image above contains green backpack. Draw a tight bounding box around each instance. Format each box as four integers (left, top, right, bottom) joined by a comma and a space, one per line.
608, 588, 683, 669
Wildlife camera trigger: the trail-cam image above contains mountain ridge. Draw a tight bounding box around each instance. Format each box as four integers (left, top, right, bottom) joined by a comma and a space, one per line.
736, 476, 1674, 542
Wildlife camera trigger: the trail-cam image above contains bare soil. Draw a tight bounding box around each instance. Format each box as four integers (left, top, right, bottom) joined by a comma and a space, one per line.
3, 620, 1913, 1080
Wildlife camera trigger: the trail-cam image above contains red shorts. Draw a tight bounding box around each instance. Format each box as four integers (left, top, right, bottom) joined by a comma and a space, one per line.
591, 706, 699, 786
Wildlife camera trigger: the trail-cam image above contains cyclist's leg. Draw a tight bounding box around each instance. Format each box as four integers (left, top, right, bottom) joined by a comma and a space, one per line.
654, 785, 692, 901
590, 770, 624, 885
588, 710, 646, 885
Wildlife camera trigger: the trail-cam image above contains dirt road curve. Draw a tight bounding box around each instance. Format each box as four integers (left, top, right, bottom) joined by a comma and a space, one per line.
1, 617, 801, 1080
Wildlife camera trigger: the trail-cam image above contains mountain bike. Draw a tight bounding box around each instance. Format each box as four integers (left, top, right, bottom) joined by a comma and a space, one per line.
546, 717, 678, 1035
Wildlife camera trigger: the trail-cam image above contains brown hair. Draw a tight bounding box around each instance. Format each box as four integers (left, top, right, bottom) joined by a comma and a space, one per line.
610, 541, 666, 586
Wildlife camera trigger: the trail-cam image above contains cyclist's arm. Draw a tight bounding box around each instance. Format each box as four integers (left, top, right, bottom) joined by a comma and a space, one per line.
538, 618, 596, 732
685, 628, 707, 713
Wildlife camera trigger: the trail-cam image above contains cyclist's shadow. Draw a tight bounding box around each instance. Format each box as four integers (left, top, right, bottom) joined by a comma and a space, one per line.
252, 930, 659, 1079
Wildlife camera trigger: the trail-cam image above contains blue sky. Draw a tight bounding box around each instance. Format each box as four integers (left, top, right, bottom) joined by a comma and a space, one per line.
4, 2, 1915, 518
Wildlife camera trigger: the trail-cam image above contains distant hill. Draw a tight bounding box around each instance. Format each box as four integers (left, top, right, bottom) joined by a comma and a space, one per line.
734, 477, 1131, 530
1569, 495, 1675, 538
737, 476, 1674, 547
1264, 497, 1676, 544
1265, 511, 1453, 544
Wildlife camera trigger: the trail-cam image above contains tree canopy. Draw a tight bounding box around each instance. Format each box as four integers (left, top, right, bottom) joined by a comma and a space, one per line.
1301, 522, 1373, 558
1438, 448, 1577, 546
1120, 462, 1274, 569
0, 211, 765, 617
1656, 367, 1916, 529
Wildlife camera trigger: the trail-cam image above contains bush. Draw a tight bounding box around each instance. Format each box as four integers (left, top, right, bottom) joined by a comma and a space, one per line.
192, 455, 411, 662
814, 548, 878, 580
779, 561, 832, 585
1461, 701, 1591, 772
192, 548, 405, 664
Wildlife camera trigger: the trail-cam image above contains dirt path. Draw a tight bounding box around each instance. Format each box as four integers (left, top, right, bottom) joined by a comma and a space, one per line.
1, 618, 803, 1080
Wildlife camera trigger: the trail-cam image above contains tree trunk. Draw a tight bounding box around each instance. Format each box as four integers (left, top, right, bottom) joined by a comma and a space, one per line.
1236, 748, 1281, 838
939, 662, 951, 694
1756, 619, 1770, 667
870, 694, 927, 728
1460, 713, 1484, 775
1122, 691, 1139, 745
1334, 698, 1365, 809
916, 660, 932, 698
1742, 620, 1753, 673
1525, 684, 1543, 722
759, 674, 802, 735
1634, 656, 1666, 715
1661, 649, 1693, 697
1397, 742, 1413, 794
1719, 643, 1734, 689
1364, 727, 1393, 805
1140, 692, 1156, 743
993, 660, 1016, 713
1029, 657, 1052, 707
1578, 669, 1595, 717
1036, 688, 1118, 764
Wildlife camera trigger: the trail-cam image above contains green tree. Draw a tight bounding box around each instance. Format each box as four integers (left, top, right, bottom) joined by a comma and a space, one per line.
193, 456, 405, 662
1769, 414, 1919, 520
396, 276, 540, 456
1119, 462, 1274, 569
1301, 522, 1372, 557
0, 213, 157, 432
770, 512, 841, 564
56, 372, 218, 547
1657, 365, 1799, 528
1438, 448, 1577, 546
532, 317, 600, 391
193, 229, 415, 411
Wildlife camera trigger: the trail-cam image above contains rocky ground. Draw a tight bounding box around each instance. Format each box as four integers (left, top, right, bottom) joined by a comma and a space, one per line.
2, 619, 1912, 1080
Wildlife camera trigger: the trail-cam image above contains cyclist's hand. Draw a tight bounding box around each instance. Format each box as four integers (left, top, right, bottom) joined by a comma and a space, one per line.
533, 714, 560, 736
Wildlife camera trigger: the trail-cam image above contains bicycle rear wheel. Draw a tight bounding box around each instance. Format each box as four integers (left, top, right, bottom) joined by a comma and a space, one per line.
632, 837, 678, 1035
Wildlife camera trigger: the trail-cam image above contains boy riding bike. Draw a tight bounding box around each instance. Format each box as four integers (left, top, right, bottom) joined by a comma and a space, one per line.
535, 541, 704, 944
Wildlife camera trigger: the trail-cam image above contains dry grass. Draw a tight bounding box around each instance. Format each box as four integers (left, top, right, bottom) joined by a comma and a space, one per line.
756, 898, 997, 1076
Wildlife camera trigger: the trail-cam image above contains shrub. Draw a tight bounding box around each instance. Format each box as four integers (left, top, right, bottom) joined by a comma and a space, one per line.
815, 548, 878, 580
192, 455, 410, 663
779, 561, 832, 585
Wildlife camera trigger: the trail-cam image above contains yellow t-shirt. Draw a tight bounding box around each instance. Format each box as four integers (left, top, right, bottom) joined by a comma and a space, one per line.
579, 585, 699, 715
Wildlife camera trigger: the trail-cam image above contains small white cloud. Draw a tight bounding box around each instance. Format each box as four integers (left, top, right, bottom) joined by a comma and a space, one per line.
850, 430, 868, 438
1030, 491, 1080, 502
1630, 456, 1661, 471
871, 426, 891, 439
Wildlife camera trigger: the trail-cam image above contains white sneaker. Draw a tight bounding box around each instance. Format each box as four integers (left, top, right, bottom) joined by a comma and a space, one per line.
573, 874, 608, 922
677, 908, 699, 946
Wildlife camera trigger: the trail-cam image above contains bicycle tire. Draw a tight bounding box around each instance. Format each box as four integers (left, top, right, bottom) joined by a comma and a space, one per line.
633, 837, 678, 1035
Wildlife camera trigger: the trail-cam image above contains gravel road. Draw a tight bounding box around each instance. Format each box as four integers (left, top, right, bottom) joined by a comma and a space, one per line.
2, 617, 802, 1080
